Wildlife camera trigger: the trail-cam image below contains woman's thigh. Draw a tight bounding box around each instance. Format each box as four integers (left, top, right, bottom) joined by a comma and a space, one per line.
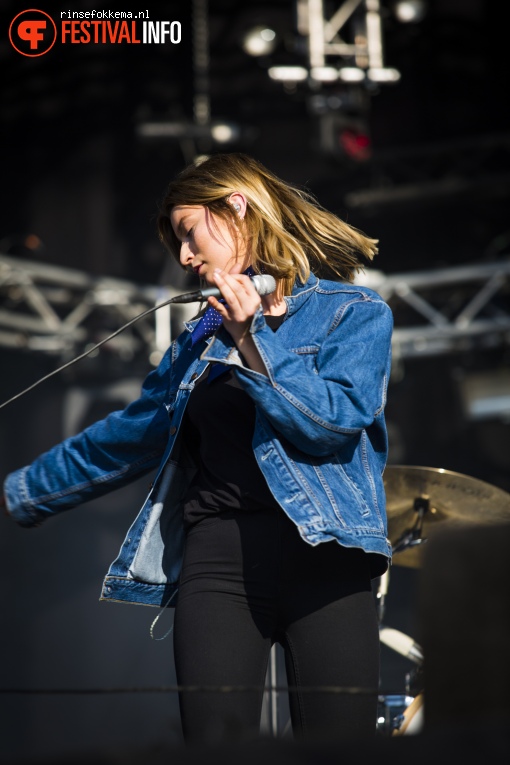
173, 513, 277, 745
173, 510, 380, 743
276, 519, 380, 742
174, 589, 273, 745
282, 588, 380, 742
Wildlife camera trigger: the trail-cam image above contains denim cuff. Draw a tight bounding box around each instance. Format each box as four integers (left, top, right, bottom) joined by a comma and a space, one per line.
4, 468, 45, 527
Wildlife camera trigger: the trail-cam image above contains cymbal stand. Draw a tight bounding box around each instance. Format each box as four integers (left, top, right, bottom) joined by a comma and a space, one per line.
392, 496, 430, 555
376, 569, 390, 623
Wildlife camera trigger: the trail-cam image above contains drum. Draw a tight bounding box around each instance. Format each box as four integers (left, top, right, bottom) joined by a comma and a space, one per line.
392, 692, 424, 735
377, 694, 413, 736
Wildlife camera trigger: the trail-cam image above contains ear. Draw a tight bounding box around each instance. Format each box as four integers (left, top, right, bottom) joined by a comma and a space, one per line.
228, 192, 247, 220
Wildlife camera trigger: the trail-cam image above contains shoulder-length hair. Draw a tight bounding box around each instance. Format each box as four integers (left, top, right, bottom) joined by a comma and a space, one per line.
157, 152, 378, 295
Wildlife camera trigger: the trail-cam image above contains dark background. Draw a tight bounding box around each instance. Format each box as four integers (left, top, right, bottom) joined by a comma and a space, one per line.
1, 1, 509, 761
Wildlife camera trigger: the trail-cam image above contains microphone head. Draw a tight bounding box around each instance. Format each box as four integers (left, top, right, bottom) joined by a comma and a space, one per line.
251, 274, 276, 296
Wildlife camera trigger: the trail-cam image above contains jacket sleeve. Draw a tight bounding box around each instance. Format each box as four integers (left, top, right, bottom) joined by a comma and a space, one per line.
3, 346, 174, 527
203, 296, 393, 457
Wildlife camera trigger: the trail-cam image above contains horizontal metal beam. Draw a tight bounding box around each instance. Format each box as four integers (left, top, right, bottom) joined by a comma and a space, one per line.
2, 255, 509, 364
0, 254, 195, 364
356, 258, 510, 358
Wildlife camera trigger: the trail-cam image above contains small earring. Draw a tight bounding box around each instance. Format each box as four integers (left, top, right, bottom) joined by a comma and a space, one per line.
233, 203, 241, 212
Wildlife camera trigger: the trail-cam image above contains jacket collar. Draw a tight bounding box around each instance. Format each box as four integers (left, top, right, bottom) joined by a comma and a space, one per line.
184, 316, 202, 333
284, 273, 319, 317
184, 272, 319, 331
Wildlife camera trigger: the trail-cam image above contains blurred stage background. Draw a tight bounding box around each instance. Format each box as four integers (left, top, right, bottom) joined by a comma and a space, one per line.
1, 0, 509, 761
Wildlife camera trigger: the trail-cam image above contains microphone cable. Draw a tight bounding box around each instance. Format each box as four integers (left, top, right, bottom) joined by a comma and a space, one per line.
0, 295, 177, 411
0, 275, 276, 411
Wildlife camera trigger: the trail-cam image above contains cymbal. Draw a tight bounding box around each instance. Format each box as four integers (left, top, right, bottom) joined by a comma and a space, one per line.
384, 465, 510, 568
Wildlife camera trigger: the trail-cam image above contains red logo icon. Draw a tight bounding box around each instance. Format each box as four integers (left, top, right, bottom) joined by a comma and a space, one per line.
9, 9, 57, 57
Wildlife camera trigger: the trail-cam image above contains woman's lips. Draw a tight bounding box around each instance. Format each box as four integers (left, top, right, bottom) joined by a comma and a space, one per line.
193, 264, 202, 275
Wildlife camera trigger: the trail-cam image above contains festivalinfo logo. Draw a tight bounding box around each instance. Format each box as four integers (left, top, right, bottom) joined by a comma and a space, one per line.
9, 8, 182, 57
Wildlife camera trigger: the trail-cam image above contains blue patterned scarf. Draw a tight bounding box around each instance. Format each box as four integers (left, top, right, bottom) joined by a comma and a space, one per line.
190, 266, 256, 346
190, 266, 257, 384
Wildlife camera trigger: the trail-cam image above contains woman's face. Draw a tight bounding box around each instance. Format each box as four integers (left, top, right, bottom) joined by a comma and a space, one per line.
170, 204, 249, 284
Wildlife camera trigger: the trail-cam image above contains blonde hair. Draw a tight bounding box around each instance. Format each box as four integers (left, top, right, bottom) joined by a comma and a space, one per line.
157, 153, 378, 295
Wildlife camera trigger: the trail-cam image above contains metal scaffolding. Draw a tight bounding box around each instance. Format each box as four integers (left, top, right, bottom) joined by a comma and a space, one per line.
1, 254, 509, 367
0, 254, 195, 366
297, 0, 397, 80
356, 258, 510, 359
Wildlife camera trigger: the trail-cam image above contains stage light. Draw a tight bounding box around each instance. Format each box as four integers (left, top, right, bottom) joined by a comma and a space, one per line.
242, 25, 277, 56
337, 67, 366, 83
136, 120, 241, 145
339, 127, 372, 162
393, 1, 427, 24
310, 67, 339, 82
210, 122, 240, 143
367, 67, 401, 82
268, 66, 308, 82
318, 113, 372, 162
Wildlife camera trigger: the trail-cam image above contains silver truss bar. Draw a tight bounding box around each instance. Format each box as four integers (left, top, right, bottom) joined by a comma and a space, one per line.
357, 258, 510, 359
455, 271, 507, 329
325, 0, 364, 42
301, 0, 389, 72
0, 254, 195, 362
308, 0, 327, 68
365, 0, 383, 69
2, 255, 509, 363
392, 319, 510, 359
393, 284, 449, 328
365, 260, 510, 297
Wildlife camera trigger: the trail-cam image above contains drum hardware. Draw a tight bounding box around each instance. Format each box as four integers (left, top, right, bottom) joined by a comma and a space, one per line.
391, 495, 429, 556
377, 626, 425, 735
384, 465, 510, 568
377, 465, 510, 736
375, 569, 389, 623
405, 664, 424, 699
393, 692, 424, 736
378, 466, 510, 734
377, 694, 414, 736
379, 627, 423, 665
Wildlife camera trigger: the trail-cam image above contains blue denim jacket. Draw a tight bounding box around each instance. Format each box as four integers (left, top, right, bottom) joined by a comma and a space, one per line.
4, 274, 393, 607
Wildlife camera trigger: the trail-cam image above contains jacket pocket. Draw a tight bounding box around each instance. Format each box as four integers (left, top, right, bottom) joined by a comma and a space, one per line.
290, 346, 320, 375
314, 458, 385, 532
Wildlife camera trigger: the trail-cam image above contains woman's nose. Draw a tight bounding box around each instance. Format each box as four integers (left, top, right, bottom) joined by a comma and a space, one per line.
179, 241, 192, 268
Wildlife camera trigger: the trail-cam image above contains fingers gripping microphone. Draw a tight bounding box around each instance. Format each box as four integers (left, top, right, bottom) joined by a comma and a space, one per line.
171, 274, 276, 303
0, 275, 277, 410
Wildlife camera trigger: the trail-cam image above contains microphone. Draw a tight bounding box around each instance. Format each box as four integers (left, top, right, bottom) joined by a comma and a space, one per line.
379, 627, 424, 665
170, 274, 276, 303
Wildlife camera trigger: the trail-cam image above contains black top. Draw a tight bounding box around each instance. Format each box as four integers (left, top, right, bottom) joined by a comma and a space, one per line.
181, 314, 285, 527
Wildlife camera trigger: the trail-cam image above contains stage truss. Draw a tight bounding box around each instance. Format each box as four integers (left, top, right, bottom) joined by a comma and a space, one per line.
0, 254, 194, 367
356, 258, 510, 360
1, 254, 509, 367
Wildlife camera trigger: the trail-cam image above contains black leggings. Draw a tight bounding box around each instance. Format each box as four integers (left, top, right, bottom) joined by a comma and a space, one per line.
173, 507, 380, 745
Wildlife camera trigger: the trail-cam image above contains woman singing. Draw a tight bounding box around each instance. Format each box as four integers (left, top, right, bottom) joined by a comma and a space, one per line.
3, 153, 393, 745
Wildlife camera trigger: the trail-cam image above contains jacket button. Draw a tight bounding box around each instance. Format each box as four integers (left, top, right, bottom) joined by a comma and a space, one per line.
190, 373, 198, 380
169, 426, 177, 435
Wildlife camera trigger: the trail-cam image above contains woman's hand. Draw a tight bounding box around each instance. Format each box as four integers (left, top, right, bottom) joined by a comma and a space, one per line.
208, 267, 260, 342
207, 267, 268, 376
